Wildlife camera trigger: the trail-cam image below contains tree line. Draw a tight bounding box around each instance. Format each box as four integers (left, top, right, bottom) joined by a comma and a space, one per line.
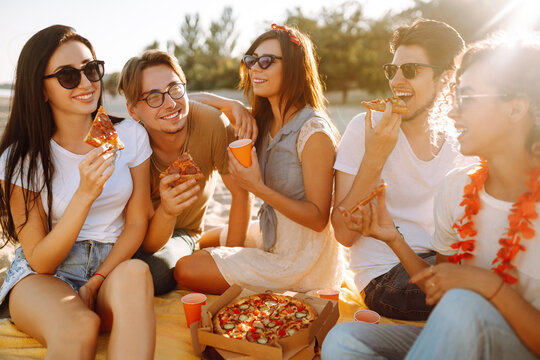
104, 0, 540, 103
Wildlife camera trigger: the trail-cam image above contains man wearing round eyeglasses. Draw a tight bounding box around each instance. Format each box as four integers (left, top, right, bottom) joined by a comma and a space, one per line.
117, 50, 251, 295
330, 19, 475, 321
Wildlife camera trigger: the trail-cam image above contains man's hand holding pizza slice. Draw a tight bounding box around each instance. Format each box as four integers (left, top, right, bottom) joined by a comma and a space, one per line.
158, 152, 204, 218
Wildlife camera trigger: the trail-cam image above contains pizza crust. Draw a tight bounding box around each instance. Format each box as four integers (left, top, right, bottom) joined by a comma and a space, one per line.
361, 97, 408, 113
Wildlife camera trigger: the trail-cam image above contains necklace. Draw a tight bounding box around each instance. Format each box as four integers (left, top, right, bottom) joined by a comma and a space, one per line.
149, 119, 190, 173
450, 159, 540, 284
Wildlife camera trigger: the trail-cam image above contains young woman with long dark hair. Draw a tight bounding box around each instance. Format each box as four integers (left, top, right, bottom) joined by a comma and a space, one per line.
0, 25, 155, 359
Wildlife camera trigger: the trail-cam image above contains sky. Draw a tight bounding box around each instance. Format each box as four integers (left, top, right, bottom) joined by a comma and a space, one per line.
0, 0, 413, 84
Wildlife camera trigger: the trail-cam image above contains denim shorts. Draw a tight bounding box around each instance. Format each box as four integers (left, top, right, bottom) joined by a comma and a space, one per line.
0, 241, 113, 306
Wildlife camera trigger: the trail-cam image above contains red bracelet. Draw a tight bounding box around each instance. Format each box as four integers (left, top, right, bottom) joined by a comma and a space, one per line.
488, 278, 505, 301
93, 273, 106, 280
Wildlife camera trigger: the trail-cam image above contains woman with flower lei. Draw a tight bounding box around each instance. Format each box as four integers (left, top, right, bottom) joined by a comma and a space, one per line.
322, 33, 540, 359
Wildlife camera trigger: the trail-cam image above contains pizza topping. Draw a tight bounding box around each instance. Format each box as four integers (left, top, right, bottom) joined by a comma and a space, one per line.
267, 322, 276, 328
295, 312, 307, 319
265, 300, 278, 306
223, 323, 235, 330
287, 329, 296, 336
238, 304, 249, 310
257, 338, 268, 344
239, 314, 248, 322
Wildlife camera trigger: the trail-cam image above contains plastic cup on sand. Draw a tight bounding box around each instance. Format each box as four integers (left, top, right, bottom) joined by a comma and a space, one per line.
316, 289, 340, 301
354, 309, 381, 324
229, 139, 253, 167
181, 293, 207, 328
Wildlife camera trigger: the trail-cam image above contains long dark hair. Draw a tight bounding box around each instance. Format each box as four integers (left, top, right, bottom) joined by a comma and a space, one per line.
0, 25, 103, 247
239, 25, 329, 150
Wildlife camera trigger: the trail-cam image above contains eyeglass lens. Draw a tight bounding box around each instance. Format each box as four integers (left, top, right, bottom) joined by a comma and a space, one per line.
145, 83, 185, 108
384, 63, 418, 80
55, 61, 104, 89
243, 55, 275, 70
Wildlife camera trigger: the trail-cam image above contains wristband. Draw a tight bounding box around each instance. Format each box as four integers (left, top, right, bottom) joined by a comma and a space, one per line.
92, 273, 106, 280
488, 278, 504, 301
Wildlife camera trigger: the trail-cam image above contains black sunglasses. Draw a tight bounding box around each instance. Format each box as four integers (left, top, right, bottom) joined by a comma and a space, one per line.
383, 62, 441, 80
138, 83, 186, 108
43, 60, 105, 89
242, 54, 282, 70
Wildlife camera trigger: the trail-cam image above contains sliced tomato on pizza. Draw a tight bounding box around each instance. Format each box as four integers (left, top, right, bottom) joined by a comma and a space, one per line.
159, 152, 204, 187
84, 106, 125, 150
361, 97, 408, 113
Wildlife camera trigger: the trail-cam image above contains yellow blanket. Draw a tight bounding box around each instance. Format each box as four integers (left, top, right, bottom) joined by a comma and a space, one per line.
0, 271, 424, 359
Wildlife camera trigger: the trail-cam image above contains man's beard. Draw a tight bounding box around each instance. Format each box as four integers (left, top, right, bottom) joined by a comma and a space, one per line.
401, 93, 436, 122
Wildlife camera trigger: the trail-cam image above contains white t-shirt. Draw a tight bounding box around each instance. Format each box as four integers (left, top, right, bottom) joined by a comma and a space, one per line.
432, 164, 540, 310
0, 119, 152, 243
334, 111, 474, 291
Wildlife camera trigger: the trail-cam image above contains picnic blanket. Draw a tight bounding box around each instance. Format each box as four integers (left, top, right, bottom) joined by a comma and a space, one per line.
0, 270, 424, 359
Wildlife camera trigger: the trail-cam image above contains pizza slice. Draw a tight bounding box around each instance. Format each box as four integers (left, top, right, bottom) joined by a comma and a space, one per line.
361, 97, 408, 113
159, 152, 204, 187
84, 106, 125, 150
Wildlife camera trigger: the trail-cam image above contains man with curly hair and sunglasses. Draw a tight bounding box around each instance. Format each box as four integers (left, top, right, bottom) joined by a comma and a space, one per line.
331, 19, 475, 321
117, 50, 252, 295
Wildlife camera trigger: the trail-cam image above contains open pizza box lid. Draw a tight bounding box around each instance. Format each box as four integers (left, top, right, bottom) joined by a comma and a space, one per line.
191, 284, 339, 360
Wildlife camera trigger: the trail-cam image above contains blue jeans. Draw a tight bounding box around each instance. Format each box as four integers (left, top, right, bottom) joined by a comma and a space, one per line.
364, 252, 435, 321
321, 289, 538, 360
133, 229, 196, 295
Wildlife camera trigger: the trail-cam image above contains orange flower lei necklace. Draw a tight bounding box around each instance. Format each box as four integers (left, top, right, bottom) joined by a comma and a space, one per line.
450, 159, 540, 284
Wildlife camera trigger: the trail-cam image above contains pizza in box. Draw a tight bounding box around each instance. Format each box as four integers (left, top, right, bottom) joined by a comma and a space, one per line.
213, 293, 318, 345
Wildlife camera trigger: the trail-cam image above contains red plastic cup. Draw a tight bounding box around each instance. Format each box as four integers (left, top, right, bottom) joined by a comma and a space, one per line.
354, 309, 381, 324
181, 293, 207, 328
316, 289, 340, 301
229, 139, 253, 167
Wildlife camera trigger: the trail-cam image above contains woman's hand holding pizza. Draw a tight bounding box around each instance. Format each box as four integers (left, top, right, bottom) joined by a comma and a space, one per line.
337, 187, 401, 245
159, 176, 200, 217
410, 264, 502, 306
364, 102, 402, 164
77, 145, 116, 201
227, 146, 266, 196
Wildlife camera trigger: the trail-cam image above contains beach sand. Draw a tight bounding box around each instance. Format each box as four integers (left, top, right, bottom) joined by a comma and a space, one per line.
0, 89, 368, 286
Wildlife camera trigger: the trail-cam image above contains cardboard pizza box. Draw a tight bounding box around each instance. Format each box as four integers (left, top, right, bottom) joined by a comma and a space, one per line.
191, 285, 340, 360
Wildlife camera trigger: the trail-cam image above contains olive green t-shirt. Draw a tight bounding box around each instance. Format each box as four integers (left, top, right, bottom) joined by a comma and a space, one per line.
150, 101, 236, 238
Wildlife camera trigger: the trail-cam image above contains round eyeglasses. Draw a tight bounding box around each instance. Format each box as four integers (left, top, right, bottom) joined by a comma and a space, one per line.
43, 60, 105, 89
138, 83, 186, 108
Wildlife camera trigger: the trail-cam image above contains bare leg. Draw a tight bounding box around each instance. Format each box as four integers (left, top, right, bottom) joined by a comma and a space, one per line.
174, 250, 230, 294
199, 227, 224, 248
95, 259, 155, 360
9, 275, 100, 360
